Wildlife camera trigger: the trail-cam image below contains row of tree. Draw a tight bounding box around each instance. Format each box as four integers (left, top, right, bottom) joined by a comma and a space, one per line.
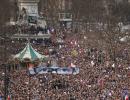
1, 0, 130, 25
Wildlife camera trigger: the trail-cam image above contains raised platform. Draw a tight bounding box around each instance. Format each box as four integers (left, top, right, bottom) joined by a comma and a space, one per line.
18, 0, 40, 3
11, 34, 51, 39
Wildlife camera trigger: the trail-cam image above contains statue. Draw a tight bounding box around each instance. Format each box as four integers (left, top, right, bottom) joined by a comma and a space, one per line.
19, 7, 27, 21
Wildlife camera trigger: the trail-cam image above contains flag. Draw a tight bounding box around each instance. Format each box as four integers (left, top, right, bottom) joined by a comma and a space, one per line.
91, 61, 95, 66
0, 96, 2, 100
122, 89, 129, 100
71, 50, 78, 56
125, 95, 129, 100
7, 95, 11, 100
28, 63, 35, 75
112, 63, 115, 68
70, 63, 76, 68
29, 63, 34, 68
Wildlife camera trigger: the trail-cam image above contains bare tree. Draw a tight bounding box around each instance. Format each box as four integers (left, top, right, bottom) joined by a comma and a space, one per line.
0, 0, 11, 26
39, 0, 61, 27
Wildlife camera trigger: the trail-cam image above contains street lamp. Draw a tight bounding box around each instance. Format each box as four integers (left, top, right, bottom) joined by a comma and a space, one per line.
4, 64, 9, 100
0, 36, 10, 100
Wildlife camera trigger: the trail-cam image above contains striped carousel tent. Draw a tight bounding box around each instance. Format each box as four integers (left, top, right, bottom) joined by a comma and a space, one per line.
14, 43, 46, 61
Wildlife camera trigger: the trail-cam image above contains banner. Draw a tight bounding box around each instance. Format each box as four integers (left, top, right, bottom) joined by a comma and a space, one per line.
28, 66, 79, 75
122, 89, 129, 100
0, 96, 2, 100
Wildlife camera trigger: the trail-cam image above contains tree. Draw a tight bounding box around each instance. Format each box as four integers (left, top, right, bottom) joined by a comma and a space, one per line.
112, 1, 130, 24
39, 0, 60, 27
0, 0, 11, 26
72, 0, 106, 22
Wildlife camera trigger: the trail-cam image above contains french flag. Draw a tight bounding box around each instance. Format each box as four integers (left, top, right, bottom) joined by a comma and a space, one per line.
125, 95, 129, 100
0, 96, 2, 100
7, 95, 11, 100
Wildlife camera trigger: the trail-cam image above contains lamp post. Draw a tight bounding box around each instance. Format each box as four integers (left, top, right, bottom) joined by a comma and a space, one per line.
3, 36, 7, 100
0, 35, 10, 100
4, 64, 8, 100
28, 74, 31, 100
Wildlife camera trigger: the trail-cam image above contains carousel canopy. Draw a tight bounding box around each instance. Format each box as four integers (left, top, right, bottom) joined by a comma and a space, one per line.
14, 43, 46, 61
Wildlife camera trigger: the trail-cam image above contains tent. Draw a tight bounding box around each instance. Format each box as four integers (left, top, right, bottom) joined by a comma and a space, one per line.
14, 43, 46, 61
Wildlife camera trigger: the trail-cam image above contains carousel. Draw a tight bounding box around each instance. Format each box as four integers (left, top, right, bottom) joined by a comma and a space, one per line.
12, 42, 47, 69
10, 42, 79, 75
14, 42, 46, 61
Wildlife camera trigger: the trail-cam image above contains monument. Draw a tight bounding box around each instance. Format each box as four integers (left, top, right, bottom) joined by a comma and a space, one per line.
11, 0, 49, 38
17, 0, 40, 24
17, 0, 40, 17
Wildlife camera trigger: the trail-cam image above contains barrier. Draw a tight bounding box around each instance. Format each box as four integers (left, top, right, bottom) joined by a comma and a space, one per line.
28, 66, 79, 75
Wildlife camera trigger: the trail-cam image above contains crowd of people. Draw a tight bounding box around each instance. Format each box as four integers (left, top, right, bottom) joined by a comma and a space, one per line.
6, 20, 53, 36
0, 25, 130, 100
17, 24, 52, 35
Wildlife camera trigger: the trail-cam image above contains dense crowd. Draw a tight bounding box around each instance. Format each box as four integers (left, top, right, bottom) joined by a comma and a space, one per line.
5, 21, 52, 36
0, 26, 130, 100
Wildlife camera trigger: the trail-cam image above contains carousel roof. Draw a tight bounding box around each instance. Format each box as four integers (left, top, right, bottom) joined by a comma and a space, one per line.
14, 43, 46, 61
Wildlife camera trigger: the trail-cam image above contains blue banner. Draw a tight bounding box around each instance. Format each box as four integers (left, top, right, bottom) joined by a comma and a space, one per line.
28, 66, 79, 75
0, 96, 2, 100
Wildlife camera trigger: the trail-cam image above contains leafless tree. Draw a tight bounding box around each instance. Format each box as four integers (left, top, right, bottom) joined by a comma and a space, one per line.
0, 0, 11, 27
39, 0, 60, 27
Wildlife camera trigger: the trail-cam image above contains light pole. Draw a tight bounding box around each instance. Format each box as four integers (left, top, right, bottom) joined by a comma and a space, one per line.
3, 37, 8, 100
0, 35, 10, 100
4, 64, 8, 100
